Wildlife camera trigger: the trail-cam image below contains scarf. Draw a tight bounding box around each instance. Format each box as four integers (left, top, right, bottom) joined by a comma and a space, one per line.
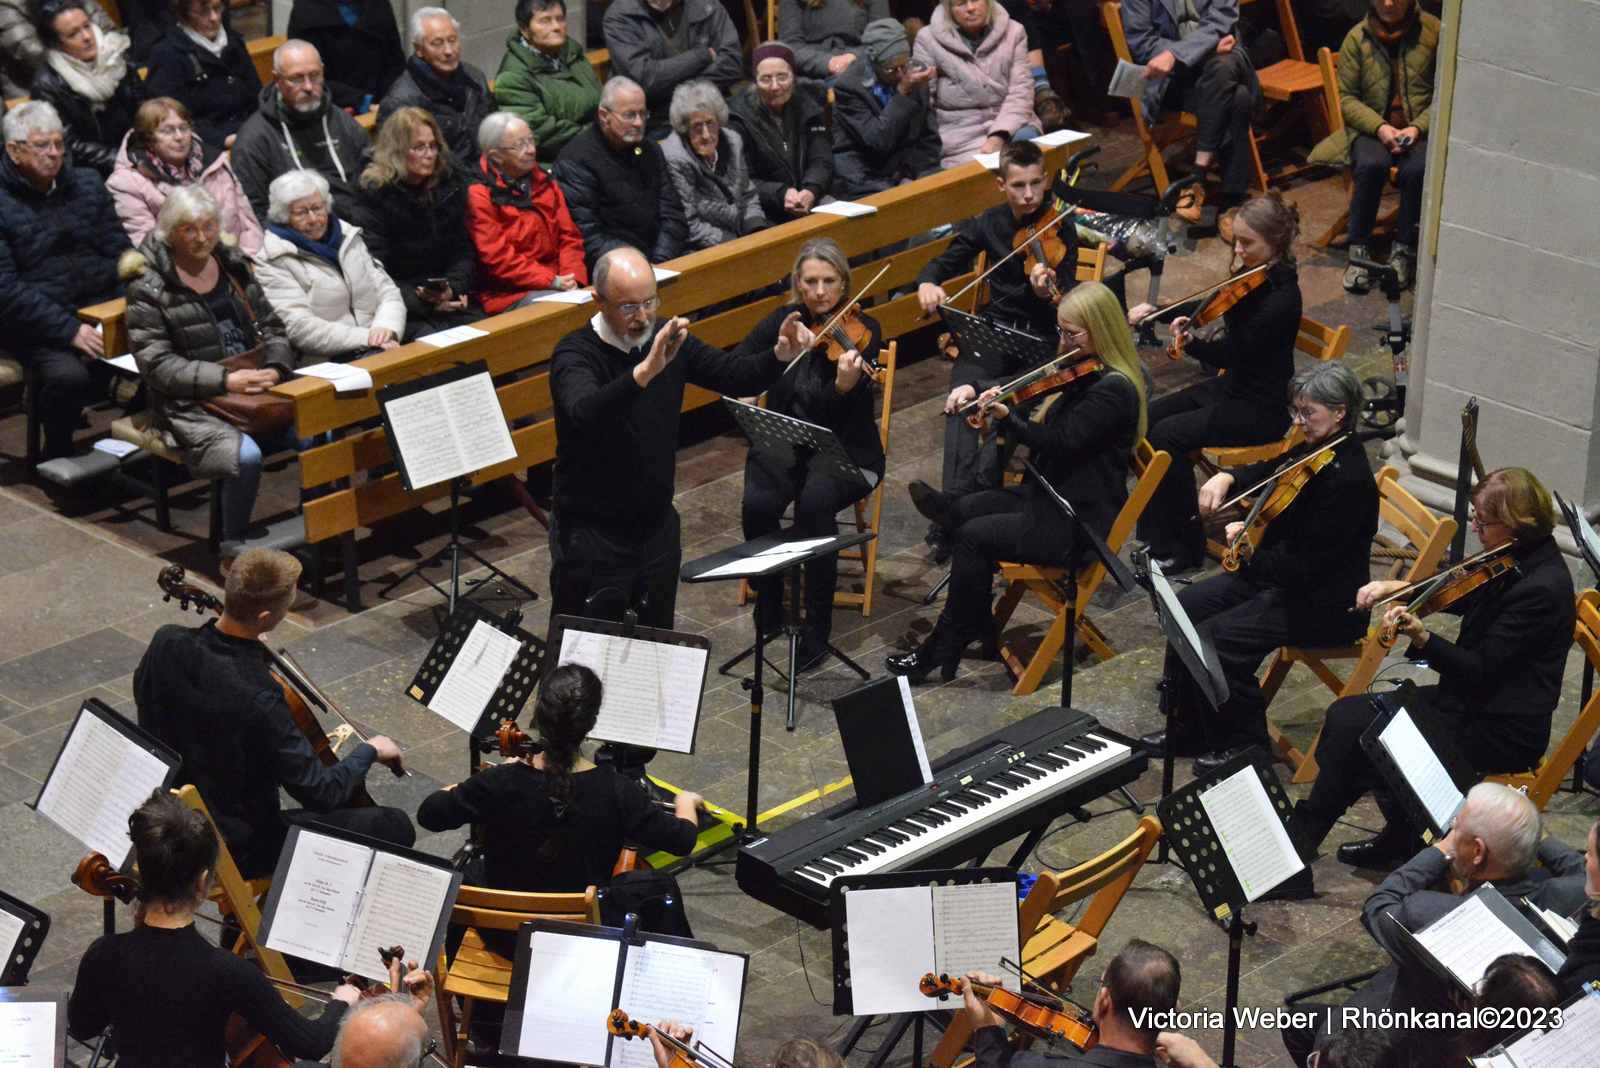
138, 139, 205, 186
480, 156, 537, 209
268, 215, 345, 267
46, 24, 131, 106
1366, 5, 1419, 127
405, 54, 467, 112
1366, 3, 1419, 46
180, 21, 229, 58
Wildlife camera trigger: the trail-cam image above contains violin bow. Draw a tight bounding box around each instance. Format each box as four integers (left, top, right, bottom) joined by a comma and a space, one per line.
271, 648, 409, 777
1209, 433, 1351, 515
780, 260, 893, 381
1133, 262, 1271, 327
941, 203, 1076, 311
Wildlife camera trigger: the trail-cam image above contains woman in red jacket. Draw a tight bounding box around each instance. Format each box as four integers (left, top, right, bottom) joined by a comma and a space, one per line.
466, 111, 587, 313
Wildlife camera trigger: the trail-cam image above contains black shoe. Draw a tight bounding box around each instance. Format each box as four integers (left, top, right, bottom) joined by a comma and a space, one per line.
885, 624, 964, 684
1193, 745, 1256, 778
1138, 728, 1208, 758
908, 480, 953, 527
1336, 830, 1420, 871
1256, 868, 1315, 902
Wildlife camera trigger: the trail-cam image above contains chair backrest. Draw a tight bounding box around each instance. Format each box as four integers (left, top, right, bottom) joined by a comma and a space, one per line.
1296, 315, 1350, 361
450, 883, 600, 931
876, 341, 898, 451
1318, 47, 1343, 137
1373, 465, 1456, 583
1272, 0, 1308, 63
1074, 440, 1171, 598
1040, 815, 1162, 940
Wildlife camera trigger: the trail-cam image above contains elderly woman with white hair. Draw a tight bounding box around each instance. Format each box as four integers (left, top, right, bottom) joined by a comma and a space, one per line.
122, 185, 300, 541
660, 79, 765, 251
378, 5, 493, 167
253, 168, 406, 360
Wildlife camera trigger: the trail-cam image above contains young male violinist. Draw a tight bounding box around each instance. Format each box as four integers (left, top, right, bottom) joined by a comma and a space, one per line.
133, 549, 414, 878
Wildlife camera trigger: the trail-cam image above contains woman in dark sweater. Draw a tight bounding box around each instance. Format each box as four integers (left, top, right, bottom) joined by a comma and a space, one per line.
68, 790, 355, 1066
1128, 194, 1304, 572
141, 0, 261, 149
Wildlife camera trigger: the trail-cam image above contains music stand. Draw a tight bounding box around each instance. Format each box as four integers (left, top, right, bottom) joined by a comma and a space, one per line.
938, 307, 1054, 371
0, 889, 49, 985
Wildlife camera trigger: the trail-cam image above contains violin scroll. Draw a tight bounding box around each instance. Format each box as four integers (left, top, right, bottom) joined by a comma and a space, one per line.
158, 565, 224, 616
607, 1009, 651, 1040
73, 852, 141, 904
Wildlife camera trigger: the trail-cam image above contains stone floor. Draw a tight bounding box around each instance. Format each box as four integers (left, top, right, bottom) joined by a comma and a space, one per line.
2, 117, 1596, 1068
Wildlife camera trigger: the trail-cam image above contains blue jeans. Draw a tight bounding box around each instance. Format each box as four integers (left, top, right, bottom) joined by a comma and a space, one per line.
1012, 124, 1042, 142
220, 425, 302, 540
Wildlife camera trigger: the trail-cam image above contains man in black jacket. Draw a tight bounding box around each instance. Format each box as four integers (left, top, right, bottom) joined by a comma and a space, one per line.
378, 6, 492, 169
548, 246, 810, 628
830, 19, 941, 199
286, 0, 405, 111
603, 0, 741, 136
554, 77, 687, 271
134, 549, 413, 879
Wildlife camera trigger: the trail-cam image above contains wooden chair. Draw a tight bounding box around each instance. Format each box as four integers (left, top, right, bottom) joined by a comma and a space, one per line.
834, 342, 897, 616
1101, 2, 1201, 195
1313, 46, 1401, 248
1488, 590, 1600, 809
436, 884, 601, 1068
1260, 466, 1455, 783
1247, 0, 1333, 185
992, 441, 1172, 695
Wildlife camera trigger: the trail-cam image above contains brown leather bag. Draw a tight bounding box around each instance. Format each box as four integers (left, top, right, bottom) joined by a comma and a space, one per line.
200, 347, 294, 437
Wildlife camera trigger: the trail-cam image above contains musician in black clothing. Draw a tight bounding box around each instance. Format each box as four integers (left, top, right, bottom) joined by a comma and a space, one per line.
1128, 194, 1302, 572
549, 245, 810, 629
133, 549, 413, 879
1556, 816, 1600, 995
1146, 362, 1377, 773
891, 282, 1146, 684
738, 238, 886, 670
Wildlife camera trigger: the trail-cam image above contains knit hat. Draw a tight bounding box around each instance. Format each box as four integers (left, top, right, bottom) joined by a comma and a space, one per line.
750, 40, 795, 72
861, 18, 909, 66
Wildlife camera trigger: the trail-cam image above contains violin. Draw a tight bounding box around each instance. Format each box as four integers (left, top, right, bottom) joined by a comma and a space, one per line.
1012, 214, 1070, 304
1219, 434, 1348, 572
1372, 543, 1519, 647
808, 303, 883, 381
1166, 267, 1268, 360
960, 345, 1104, 440
919, 973, 1097, 1051
933, 204, 1077, 317
607, 1009, 739, 1068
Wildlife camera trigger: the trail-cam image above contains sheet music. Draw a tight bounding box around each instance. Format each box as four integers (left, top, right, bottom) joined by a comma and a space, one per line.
1414, 893, 1536, 990
35, 707, 171, 868
844, 886, 936, 1015
1379, 707, 1464, 832
514, 930, 620, 1065
1107, 59, 1145, 100
697, 550, 810, 578
383, 372, 515, 490
1526, 901, 1578, 946
1198, 767, 1304, 901
558, 630, 707, 753
1501, 987, 1600, 1067
614, 942, 743, 1068
0, 999, 54, 1065
343, 852, 455, 983
263, 831, 372, 968
428, 619, 524, 732
415, 325, 489, 348
756, 537, 834, 555
0, 909, 24, 971
931, 882, 1019, 982
895, 677, 933, 784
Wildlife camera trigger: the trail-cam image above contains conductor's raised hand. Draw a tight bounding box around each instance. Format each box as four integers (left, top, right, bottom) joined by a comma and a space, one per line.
636, 316, 689, 385
1196, 472, 1234, 517
648, 1020, 694, 1068
773, 310, 812, 363
961, 972, 1004, 1031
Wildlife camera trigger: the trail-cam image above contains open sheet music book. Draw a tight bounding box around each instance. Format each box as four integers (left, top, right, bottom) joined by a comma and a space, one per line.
259, 826, 461, 984
0, 990, 65, 1067
377, 361, 516, 491
1470, 983, 1600, 1067
1197, 765, 1304, 902
1389, 885, 1566, 994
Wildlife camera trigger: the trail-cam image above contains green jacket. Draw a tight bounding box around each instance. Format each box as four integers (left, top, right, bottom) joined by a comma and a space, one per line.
1309, 12, 1439, 166
493, 33, 602, 163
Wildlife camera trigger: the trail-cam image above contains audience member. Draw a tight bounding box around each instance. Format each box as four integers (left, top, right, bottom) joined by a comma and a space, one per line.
351, 107, 478, 337
286, 0, 404, 112
912, 0, 1040, 169
777, 0, 892, 79
554, 76, 687, 270
254, 169, 406, 361
831, 17, 941, 197
465, 111, 586, 314
0, 0, 113, 99
29, 0, 146, 177
603, 0, 742, 136
142, 0, 260, 149
729, 42, 832, 223
0, 100, 129, 460
108, 97, 263, 256
231, 40, 371, 222
661, 80, 763, 250
379, 7, 492, 168
494, 0, 602, 164
122, 186, 298, 541
1556, 815, 1600, 994
996, 0, 1070, 129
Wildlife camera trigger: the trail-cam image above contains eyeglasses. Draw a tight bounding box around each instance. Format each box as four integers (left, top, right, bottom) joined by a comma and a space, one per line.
1058, 324, 1089, 340
500, 138, 537, 155
688, 119, 718, 135
408, 141, 440, 155
288, 203, 329, 221
156, 123, 192, 139
280, 71, 322, 87
610, 295, 660, 316
417, 1036, 439, 1066
14, 137, 65, 155
756, 73, 793, 88
1287, 404, 1325, 422
1469, 511, 1505, 530
603, 108, 647, 123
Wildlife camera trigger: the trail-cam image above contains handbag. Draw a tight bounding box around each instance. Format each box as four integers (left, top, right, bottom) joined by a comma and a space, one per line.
198, 268, 295, 437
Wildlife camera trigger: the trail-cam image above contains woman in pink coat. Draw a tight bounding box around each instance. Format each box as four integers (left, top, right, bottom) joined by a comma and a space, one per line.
912, 0, 1040, 169
106, 96, 264, 255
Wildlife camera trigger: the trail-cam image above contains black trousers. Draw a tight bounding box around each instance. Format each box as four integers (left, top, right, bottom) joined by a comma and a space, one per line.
1165, 49, 1258, 195
549, 508, 681, 629
24, 345, 103, 459
1137, 377, 1288, 560
1348, 133, 1428, 247
939, 487, 1078, 641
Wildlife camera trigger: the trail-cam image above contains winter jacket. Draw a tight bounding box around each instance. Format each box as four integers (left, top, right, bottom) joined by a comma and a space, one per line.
464, 156, 587, 315
252, 223, 406, 359
0, 152, 128, 351
285, 0, 405, 111
552, 124, 688, 270
830, 54, 942, 198
378, 56, 494, 170
912, 4, 1038, 168
492, 33, 602, 164
30, 60, 147, 178
123, 235, 296, 479
348, 166, 476, 321
106, 132, 265, 255
1309, 12, 1440, 167
1121, 0, 1250, 126
660, 126, 765, 250
141, 24, 262, 148
0, 0, 113, 98
603, 0, 742, 132
231, 83, 371, 222
727, 83, 833, 223
777, 0, 891, 79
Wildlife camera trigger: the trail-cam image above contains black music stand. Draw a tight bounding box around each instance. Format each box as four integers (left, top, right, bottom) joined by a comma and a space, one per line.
939, 306, 1054, 371
0, 889, 49, 985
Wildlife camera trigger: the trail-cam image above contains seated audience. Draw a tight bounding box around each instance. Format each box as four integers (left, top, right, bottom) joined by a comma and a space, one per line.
465, 111, 586, 313
0, 101, 129, 460
29, 0, 146, 177
351, 106, 478, 337
68, 790, 358, 1066
661, 79, 765, 249
231, 40, 371, 221
729, 42, 832, 224
286, 0, 404, 112
777, 0, 891, 79
493, 0, 602, 165
1557, 815, 1600, 994
554, 76, 687, 270
831, 17, 942, 198
142, 0, 260, 149
996, 0, 1074, 130
254, 168, 406, 361
108, 97, 264, 256
379, 6, 492, 169
603, 0, 742, 136
912, 0, 1040, 169
0, 0, 114, 98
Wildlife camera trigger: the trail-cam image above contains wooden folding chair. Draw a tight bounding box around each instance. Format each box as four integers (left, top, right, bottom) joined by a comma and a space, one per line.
834, 342, 897, 616
992, 441, 1172, 695
1260, 466, 1455, 783
1102, 2, 1201, 195
1488, 590, 1600, 809
1313, 46, 1401, 248
1247, 0, 1332, 185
